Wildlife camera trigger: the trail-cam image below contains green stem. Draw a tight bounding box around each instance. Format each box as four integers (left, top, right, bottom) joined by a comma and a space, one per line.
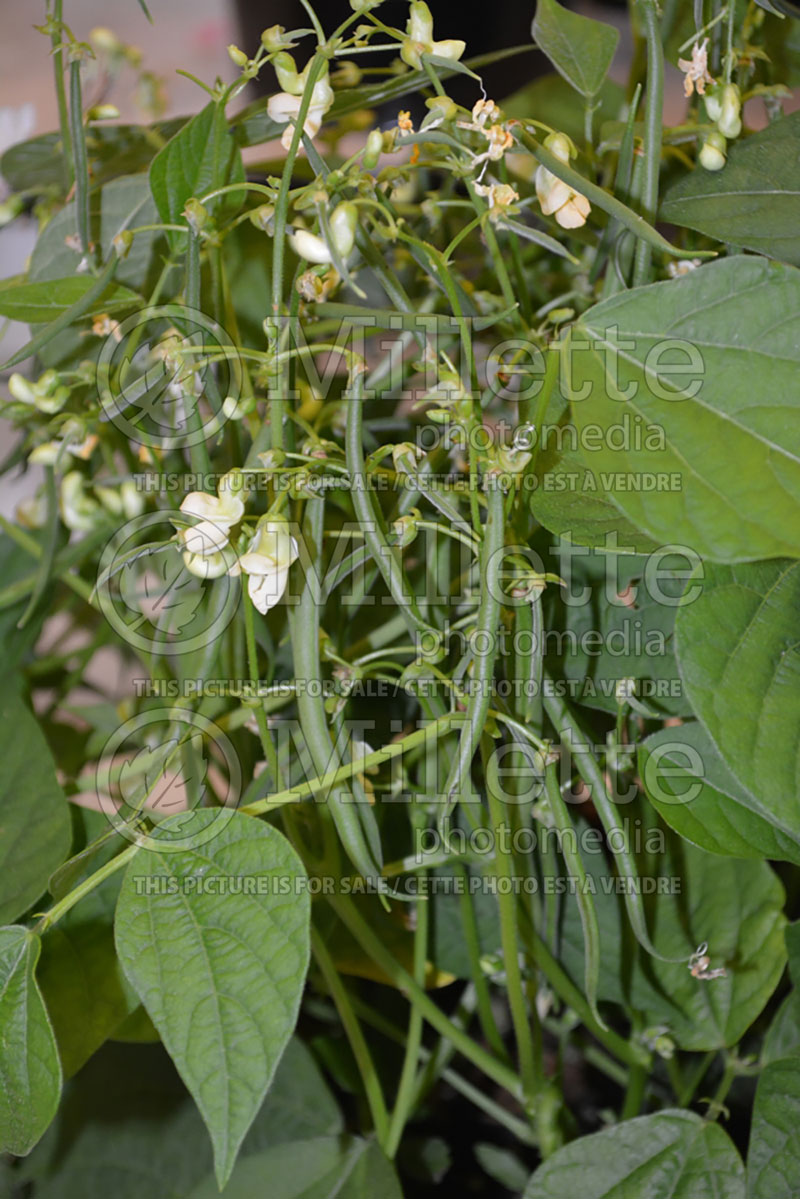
50, 0, 72, 187
330, 893, 522, 1098
36, 844, 139, 933
311, 927, 390, 1145
632, 0, 664, 287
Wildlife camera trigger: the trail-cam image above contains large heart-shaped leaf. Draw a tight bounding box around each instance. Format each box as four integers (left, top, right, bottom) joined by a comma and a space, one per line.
661, 112, 800, 265
0, 926, 62, 1156
747, 1058, 800, 1198
114, 811, 310, 1189
567, 257, 800, 561
523, 1110, 744, 1198
532, 0, 620, 98
674, 559, 800, 831
0, 692, 71, 924
639, 723, 800, 864
21, 1038, 341, 1198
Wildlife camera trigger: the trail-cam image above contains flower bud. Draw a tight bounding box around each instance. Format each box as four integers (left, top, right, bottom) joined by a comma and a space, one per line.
261, 25, 286, 51
183, 198, 209, 235
391, 514, 419, 547
699, 130, 727, 171
424, 94, 457, 122
716, 83, 742, 139
329, 201, 357, 258
363, 128, 384, 169
289, 227, 333, 264
86, 104, 120, 121
273, 51, 300, 95
227, 44, 249, 68
250, 204, 275, 234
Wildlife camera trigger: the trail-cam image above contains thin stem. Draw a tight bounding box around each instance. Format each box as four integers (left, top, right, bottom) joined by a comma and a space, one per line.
311, 927, 390, 1145
36, 844, 139, 933
632, 0, 664, 287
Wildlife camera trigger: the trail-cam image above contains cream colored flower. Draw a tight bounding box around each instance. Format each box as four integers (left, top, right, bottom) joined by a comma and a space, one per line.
235, 516, 299, 615
266, 76, 334, 151
60, 471, 101, 532
399, 2, 465, 70
178, 488, 244, 557
535, 133, 591, 229
678, 39, 714, 98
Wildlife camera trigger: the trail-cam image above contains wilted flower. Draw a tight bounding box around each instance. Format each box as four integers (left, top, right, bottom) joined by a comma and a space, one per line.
678, 39, 714, 98
473, 181, 519, 221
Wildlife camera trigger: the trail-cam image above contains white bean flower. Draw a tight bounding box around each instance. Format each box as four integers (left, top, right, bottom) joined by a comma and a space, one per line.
178, 487, 244, 557
399, 1, 465, 70
267, 74, 334, 151
234, 515, 299, 615
535, 132, 591, 230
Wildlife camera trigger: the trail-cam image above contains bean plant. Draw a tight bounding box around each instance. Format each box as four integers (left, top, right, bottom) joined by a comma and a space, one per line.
1, 0, 799, 1195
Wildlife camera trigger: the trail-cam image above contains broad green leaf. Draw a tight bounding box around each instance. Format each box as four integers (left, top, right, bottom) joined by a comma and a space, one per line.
22, 1038, 341, 1198
747, 1059, 800, 1197
0, 535, 51, 672
568, 258, 800, 561
0, 692, 71, 924
29, 174, 169, 296
149, 101, 245, 251
0, 120, 186, 194
532, 0, 620, 98
674, 560, 800, 833
114, 811, 311, 1189
544, 546, 691, 715
529, 388, 659, 551
629, 842, 786, 1051
763, 995, 800, 1064
661, 112, 800, 266
0, 275, 139, 324
639, 723, 800, 864
186, 1137, 403, 1199
0, 926, 62, 1156
523, 1110, 744, 1198
558, 837, 786, 1048
37, 880, 138, 1078
504, 74, 625, 149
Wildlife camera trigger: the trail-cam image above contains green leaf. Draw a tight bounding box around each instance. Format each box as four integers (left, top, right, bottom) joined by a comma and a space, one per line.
529, 388, 659, 552
0, 275, 139, 324
503, 74, 625, 148
37, 880, 138, 1078
186, 1137, 403, 1199
639, 723, 800, 865
531, 0, 620, 98
28, 174, 169, 296
523, 1110, 744, 1198
0, 692, 71, 924
629, 842, 786, 1051
747, 1059, 800, 1197
568, 257, 800, 561
114, 811, 311, 1189
0, 120, 186, 193
661, 112, 800, 266
674, 559, 800, 834
22, 1037, 342, 1197
544, 546, 691, 716
0, 926, 62, 1156
763, 995, 800, 1064
149, 100, 245, 251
